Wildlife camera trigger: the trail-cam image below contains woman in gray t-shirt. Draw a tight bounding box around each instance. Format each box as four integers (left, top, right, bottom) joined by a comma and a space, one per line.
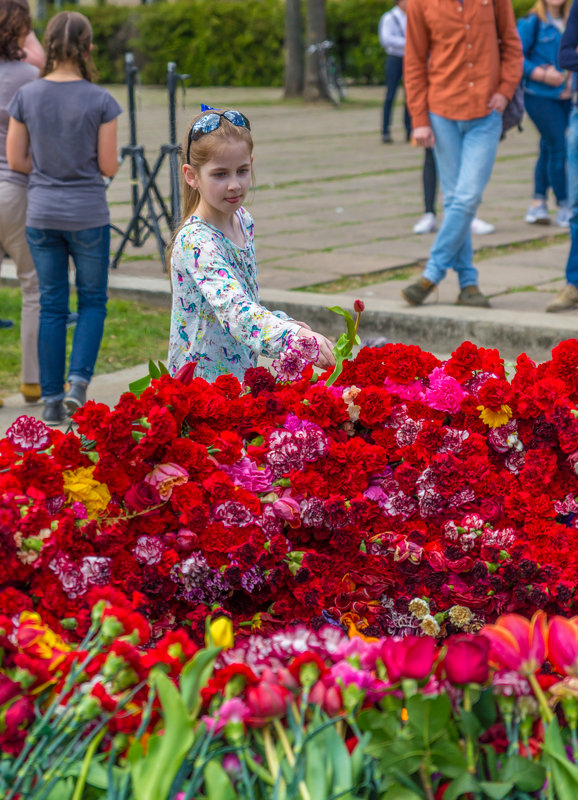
7, 11, 122, 425
0, 0, 41, 405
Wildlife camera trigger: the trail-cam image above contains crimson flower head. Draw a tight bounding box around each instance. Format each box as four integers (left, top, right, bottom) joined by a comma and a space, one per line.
443, 634, 490, 686
547, 615, 578, 677
246, 680, 290, 724
481, 611, 547, 676
173, 361, 197, 385
381, 636, 437, 683
353, 299, 365, 314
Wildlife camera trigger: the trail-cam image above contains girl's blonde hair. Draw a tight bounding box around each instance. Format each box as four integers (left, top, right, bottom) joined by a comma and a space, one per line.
42, 11, 95, 81
167, 109, 254, 265
531, 0, 571, 22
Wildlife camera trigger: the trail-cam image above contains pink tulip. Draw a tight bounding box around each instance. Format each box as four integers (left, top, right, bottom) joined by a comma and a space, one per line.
144, 463, 188, 501
381, 636, 437, 683
481, 611, 547, 676
548, 616, 578, 676
309, 677, 343, 715
271, 495, 301, 527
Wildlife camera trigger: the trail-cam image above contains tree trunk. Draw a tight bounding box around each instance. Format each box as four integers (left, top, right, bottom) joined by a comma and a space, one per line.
284, 0, 304, 98
303, 0, 327, 102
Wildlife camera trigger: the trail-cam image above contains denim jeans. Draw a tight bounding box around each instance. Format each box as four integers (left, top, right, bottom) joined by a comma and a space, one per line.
423, 111, 502, 289
523, 93, 570, 206
382, 55, 411, 138
25, 226, 110, 400
565, 107, 578, 286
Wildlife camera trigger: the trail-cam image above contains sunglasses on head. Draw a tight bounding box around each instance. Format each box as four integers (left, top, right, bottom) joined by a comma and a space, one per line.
186, 110, 251, 163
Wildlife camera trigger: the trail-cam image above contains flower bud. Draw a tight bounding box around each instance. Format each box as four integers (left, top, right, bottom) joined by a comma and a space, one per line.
353, 299, 365, 314
206, 616, 234, 649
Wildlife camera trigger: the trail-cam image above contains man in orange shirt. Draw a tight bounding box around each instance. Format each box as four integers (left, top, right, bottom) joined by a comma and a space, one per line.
402, 0, 523, 307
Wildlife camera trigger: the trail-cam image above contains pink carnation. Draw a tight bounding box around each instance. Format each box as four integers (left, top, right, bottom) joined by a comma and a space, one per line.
424, 368, 467, 413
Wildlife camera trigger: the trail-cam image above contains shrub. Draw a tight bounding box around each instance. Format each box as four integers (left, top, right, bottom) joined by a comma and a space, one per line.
34, 0, 540, 87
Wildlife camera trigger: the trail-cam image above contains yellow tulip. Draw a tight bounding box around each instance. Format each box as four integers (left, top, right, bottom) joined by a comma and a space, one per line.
206, 616, 234, 649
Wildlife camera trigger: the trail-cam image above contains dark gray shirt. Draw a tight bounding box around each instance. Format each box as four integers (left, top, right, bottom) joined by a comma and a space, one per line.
0, 60, 39, 188
8, 78, 122, 230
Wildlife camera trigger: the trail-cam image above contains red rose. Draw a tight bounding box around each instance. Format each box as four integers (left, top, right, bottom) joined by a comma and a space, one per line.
443, 634, 490, 685
124, 481, 162, 512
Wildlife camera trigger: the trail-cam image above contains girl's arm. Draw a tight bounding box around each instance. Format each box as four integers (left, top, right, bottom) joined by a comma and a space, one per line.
98, 118, 119, 178
6, 118, 32, 174
559, 0, 578, 72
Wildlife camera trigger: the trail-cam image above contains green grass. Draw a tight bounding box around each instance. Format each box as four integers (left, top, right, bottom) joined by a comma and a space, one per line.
0, 287, 169, 398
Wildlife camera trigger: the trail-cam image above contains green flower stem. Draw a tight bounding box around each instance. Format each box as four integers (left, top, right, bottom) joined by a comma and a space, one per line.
528, 673, 554, 724
272, 717, 311, 800
244, 749, 276, 786
71, 726, 106, 800
463, 686, 476, 775
262, 725, 284, 792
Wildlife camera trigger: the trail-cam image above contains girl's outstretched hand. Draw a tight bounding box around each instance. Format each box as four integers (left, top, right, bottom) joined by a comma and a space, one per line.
297, 328, 336, 370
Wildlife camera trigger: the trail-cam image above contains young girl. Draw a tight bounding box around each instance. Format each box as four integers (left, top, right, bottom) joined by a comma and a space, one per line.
168, 108, 335, 382
7, 11, 121, 425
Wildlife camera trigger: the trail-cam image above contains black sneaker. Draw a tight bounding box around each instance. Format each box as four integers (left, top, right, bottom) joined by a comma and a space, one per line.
43, 400, 68, 426
63, 381, 87, 415
382, 132, 393, 144
401, 278, 437, 306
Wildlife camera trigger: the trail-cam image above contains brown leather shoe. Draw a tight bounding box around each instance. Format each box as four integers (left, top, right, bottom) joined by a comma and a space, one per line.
546, 284, 578, 312
457, 285, 491, 308
21, 383, 42, 403
401, 278, 437, 306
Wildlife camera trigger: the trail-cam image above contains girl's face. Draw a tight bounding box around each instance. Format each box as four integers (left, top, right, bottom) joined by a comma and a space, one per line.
183, 140, 253, 220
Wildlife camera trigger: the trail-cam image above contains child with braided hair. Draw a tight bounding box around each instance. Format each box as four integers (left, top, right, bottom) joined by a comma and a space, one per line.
7, 12, 121, 424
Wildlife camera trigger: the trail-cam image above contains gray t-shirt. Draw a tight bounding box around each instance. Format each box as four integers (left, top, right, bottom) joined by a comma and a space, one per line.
0, 60, 39, 188
8, 78, 122, 230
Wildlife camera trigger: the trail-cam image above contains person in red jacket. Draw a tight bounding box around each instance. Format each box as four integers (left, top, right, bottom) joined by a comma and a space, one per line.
402, 0, 523, 308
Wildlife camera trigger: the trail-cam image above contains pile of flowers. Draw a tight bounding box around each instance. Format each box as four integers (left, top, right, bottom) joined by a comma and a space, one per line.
3, 601, 578, 799
0, 337, 577, 644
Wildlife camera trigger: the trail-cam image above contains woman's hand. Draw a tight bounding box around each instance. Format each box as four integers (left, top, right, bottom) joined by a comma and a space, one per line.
297, 328, 336, 370
412, 126, 435, 148
534, 65, 567, 87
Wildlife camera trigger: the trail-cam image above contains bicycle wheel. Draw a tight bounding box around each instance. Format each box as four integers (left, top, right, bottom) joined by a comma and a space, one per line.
320, 54, 341, 107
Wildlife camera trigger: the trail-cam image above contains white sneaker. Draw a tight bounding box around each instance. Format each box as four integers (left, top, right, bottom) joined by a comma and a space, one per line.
525, 202, 550, 225
471, 217, 495, 235
413, 212, 437, 234
556, 207, 572, 228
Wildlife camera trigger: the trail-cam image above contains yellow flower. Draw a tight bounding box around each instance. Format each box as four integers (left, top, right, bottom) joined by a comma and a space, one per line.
477, 404, 513, 428
206, 616, 234, 649
18, 611, 70, 668
63, 466, 111, 519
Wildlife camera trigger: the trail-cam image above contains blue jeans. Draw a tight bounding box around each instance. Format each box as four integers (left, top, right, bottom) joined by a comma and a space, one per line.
423, 111, 502, 289
524, 93, 570, 206
25, 226, 110, 400
382, 55, 411, 138
565, 107, 578, 286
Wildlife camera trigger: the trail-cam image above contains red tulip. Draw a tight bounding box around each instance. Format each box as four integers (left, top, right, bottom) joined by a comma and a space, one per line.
381, 636, 437, 683
353, 299, 365, 314
309, 677, 343, 715
173, 360, 197, 384
443, 634, 490, 685
246, 681, 289, 722
547, 615, 578, 676
481, 611, 547, 676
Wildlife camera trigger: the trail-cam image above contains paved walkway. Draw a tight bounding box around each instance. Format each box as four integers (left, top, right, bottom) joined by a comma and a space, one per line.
1, 86, 577, 435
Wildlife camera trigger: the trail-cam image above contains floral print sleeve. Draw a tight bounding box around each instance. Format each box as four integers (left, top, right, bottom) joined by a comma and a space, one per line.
168, 208, 301, 382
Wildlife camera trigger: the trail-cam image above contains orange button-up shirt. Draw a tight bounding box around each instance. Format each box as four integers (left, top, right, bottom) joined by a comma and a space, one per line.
405, 0, 523, 129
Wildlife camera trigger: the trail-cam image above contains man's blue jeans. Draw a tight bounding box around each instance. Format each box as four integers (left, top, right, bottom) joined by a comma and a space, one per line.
565, 107, 578, 287
25, 226, 109, 400
523, 93, 570, 206
423, 111, 502, 289
383, 55, 411, 138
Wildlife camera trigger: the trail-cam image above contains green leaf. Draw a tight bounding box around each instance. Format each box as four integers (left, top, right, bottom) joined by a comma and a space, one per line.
178, 646, 221, 718
381, 787, 423, 800
406, 694, 452, 745
204, 759, 239, 800
305, 736, 328, 800
443, 773, 480, 800
543, 718, 578, 800
477, 780, 515, 800
148, 359, 161, 379
458, 709, 482, 741
128, 670, 194, 800
128, 374, 152, 397
473, 688, 497, 730
430, 743, 468, 779
500, 755, 546, 792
